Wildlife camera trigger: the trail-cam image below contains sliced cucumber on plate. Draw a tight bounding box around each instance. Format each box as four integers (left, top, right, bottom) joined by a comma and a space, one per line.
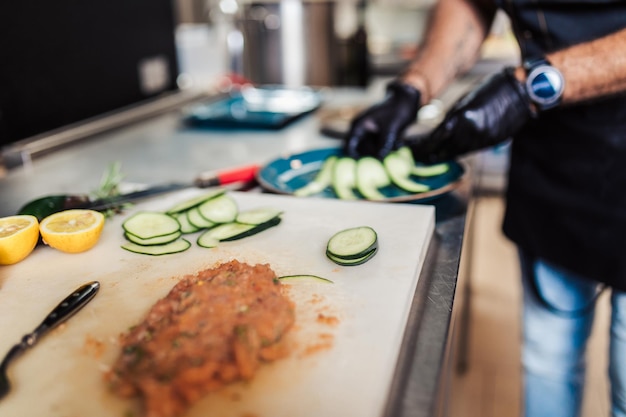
291, 146, 451, 200
356, 157, 390, 200
332, 157, 359, 200
293, 155, 337, 197
383, 152, 430, 193
396, 147, 449, 177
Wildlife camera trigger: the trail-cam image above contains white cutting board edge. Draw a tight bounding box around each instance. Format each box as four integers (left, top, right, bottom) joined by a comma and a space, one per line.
0, 190, 435, 417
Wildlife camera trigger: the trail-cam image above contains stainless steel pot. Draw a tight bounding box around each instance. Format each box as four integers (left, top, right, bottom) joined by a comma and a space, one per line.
236, 1, 340, 87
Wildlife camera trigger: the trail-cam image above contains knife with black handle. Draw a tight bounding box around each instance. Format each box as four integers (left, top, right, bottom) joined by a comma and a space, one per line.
0, 281, 100, 399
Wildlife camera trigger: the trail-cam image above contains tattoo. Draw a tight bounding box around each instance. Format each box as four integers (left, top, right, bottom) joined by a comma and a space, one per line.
448, 21, 481, 79
400, 0, 496, 100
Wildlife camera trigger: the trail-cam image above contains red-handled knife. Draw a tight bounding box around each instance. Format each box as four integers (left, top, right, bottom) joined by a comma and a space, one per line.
17, 164, 261, 219
85, 164, 261, 211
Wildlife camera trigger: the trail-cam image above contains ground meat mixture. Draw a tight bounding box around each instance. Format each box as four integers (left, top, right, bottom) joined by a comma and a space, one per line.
107, 260, 295, 417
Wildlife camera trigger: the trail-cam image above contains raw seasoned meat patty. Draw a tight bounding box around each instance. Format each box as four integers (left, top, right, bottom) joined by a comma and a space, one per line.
107, 260, 295, 417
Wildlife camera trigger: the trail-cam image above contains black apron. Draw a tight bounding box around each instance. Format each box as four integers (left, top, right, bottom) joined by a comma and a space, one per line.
497, 0, 626, 291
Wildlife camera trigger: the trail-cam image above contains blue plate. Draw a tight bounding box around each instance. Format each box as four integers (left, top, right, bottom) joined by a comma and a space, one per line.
257, 148, 466, 202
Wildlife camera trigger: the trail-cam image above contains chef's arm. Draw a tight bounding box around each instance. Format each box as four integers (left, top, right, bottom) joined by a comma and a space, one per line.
400, 0, 498, 104
520, 27, 626, 104
405, 12, 626, 163
342, 0, 498, 159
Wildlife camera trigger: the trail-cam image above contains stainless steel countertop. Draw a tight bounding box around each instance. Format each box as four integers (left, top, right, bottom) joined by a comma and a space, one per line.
0, 83, 475, 417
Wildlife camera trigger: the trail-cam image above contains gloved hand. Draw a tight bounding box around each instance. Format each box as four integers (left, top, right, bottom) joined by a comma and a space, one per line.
343, 80, 422, 159
406, 67, 535, 164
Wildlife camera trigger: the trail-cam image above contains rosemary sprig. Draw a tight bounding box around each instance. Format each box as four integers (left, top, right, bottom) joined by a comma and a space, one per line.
91, 162, 132, 217
93, 161, 124, 200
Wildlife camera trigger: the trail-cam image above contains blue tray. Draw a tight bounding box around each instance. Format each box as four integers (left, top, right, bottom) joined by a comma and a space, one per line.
183, 86, 322, 130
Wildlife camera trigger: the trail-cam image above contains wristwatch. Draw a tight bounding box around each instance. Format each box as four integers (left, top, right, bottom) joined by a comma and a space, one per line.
523, 58, 565, 111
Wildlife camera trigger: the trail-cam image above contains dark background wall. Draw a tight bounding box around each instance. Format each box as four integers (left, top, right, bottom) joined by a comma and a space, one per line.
0, 0, 180, 146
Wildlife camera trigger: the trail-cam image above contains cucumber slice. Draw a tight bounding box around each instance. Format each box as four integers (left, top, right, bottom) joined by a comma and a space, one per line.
396, 147, 449, 177
356, 157, 391, 200
332, 157, 359, 200
121, 238, 191, 256
383, 152, 430, 193
186, 207, 216, 229
197, 217, 281, 246
278, 275, 334, 284
411, 163, 450, 177
326, 247, 378, 266
124, 231, 182, 246
174, 212, 200, 234
326, 226, 378, 260
236, 207, 282, 225
165, 189, 226, 214
196, 233, 219, 248
294, 156, 337, 197
197, 223, 255, 246
122, 211, 181, 239
197, 194, 238, 224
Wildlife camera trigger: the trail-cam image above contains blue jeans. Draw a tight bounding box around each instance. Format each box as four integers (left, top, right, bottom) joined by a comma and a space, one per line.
520, 252, 626, 417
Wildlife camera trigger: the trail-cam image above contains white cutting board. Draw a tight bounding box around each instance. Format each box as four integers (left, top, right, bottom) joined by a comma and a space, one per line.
0, 190, 434, 417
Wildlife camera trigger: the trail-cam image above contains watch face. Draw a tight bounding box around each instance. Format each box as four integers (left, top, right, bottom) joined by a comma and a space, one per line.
526, 65, 564, 108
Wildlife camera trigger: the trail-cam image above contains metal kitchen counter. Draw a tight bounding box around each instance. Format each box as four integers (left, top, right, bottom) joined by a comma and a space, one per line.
0, 83, 475, 417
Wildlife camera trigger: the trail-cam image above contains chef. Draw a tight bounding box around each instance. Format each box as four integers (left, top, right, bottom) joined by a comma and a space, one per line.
343, 0, 626, 416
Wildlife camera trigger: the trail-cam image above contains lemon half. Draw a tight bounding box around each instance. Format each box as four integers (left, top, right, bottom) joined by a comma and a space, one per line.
0, 215, 40, 265
40, 209, 105, 253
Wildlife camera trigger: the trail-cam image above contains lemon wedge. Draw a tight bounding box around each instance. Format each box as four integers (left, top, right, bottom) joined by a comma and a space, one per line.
39, 209, 105, 253
0, 215, 40, 265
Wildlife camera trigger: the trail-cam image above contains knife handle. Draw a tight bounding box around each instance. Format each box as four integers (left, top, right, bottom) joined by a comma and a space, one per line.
194, 164, 260, 188
29, 281, 100, 343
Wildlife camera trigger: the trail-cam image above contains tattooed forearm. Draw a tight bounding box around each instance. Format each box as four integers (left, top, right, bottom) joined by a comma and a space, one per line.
400, 0, 496, 103
452, 21, 484, 75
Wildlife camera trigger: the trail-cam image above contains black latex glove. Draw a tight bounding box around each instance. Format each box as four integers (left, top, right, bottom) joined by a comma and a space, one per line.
407, 67, 535, 164
344, 80, 421, 159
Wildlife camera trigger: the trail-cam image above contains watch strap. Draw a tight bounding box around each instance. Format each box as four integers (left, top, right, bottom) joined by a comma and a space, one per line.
523, 57, 550, 72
